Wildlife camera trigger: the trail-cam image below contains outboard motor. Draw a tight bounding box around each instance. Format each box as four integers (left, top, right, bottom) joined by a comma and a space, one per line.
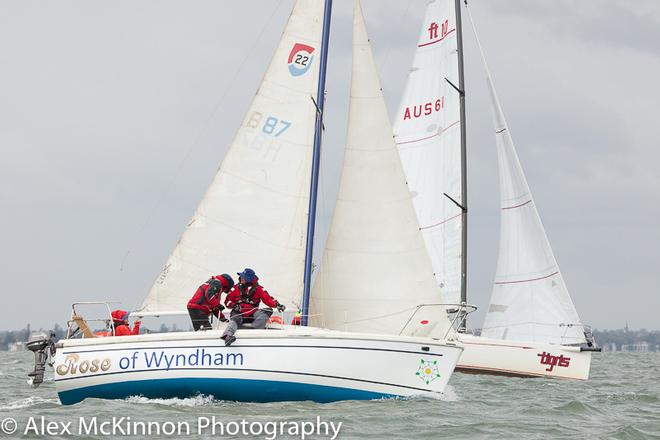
27, 331, 56, 387
580, 328, 602, 352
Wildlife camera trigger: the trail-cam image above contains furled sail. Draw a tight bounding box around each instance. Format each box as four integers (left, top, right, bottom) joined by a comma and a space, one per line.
141, 0, 325, 313
468, 13, 586, 344
392, 0, 463, 305
309, 0, 452, 338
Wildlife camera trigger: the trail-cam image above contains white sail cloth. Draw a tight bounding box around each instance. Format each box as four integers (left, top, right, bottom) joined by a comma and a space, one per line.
310, 0, 452, 339
465, 8, 586, 345
141, 0, 325, 313
393, 0, 463, 305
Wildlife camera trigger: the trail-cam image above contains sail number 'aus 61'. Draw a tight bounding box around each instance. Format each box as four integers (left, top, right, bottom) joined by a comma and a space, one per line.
402, 97, 445, 121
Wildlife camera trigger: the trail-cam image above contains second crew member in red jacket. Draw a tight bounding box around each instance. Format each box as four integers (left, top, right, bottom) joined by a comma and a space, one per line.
110, 310, 141, 336
221, 268, 285, 346
187, 274, 235, 331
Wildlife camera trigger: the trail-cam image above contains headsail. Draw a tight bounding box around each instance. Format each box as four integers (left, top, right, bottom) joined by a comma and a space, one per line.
392, 0, 463, 306
309, 0, 452, 338
465, 7, 586, 344
141, 0, 325, 313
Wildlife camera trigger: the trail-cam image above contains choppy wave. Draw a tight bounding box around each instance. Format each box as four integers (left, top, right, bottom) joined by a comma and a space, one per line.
599, 391, 659, 404
1, 352, 658, 439
606, 424, 660, 440
553, 400, 601, 415
0, 396, 60, 410
125, 394, 218, 407
398, 385, 459, 402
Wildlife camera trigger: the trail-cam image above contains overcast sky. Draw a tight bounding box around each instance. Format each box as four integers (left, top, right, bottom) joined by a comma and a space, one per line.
0, 0, 658, 332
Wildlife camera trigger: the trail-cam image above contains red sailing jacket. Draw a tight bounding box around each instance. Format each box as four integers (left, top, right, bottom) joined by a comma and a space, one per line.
113, 322, 140, 336
96, 321, 140, 337
224, 282, 279, 318
187, 276, 231, 315
99, 309, 140, 336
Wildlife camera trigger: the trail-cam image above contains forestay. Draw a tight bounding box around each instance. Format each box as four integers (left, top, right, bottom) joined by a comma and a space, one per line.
140, 0, 325, 313
310, 0, 452, 338
468, 11, 586, 344
393, 0, 463, 305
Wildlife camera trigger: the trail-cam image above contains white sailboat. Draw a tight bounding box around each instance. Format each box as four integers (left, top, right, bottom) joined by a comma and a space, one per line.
28, 0, 463, 405
392, 0, 599, 379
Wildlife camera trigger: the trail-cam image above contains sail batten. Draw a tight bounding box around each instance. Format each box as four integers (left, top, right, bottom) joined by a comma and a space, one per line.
309, 0, 452, 339
141, 0, 325, 313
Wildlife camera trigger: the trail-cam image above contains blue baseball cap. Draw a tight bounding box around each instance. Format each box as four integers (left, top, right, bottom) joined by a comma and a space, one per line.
237, 268, 257, 283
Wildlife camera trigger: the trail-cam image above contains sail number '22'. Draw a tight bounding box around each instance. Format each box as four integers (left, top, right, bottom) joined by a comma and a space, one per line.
294, 54, 309, 67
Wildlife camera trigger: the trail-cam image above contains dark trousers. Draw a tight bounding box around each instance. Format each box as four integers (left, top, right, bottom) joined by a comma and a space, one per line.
188, 308, 212, 331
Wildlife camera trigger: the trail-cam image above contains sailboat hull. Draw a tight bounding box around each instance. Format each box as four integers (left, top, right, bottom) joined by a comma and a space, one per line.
54, 327, 462, 405
455, 334, 592, 380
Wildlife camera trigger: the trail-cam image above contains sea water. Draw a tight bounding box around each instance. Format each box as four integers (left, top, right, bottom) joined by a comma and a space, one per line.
1, 351, 658, 439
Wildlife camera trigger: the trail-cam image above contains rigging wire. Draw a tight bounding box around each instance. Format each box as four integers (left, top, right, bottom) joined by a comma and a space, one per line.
374, 0, 415, 80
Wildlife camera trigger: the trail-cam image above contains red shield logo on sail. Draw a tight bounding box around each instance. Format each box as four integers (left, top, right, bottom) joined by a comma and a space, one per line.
288, 43, 315, 76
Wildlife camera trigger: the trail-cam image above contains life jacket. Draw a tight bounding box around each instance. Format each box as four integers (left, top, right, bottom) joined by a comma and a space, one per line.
94, 323, 131, 337
238, 283, 260, 306
196, 277, 223, 305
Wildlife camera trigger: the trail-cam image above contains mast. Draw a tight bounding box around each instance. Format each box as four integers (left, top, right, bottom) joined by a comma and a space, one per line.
455, 0, 468, 331
301, 0, 333, 326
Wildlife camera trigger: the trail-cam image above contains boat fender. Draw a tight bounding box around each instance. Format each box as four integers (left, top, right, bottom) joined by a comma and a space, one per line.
268, 315, 284, 325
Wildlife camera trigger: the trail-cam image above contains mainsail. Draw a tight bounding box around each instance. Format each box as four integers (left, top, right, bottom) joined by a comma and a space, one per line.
465, 8, 586, 345
392, 0, 463, 306
141, 0, 325, 313
309, 0, 452, 338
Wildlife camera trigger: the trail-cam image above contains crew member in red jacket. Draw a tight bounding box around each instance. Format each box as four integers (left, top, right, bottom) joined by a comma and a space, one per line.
187, 274, 235, 331
110, 310, 141, 336
221, 268, 285, 346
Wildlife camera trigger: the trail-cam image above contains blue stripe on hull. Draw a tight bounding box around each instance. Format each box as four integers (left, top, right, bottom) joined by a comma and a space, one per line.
58, 378, 398, 405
